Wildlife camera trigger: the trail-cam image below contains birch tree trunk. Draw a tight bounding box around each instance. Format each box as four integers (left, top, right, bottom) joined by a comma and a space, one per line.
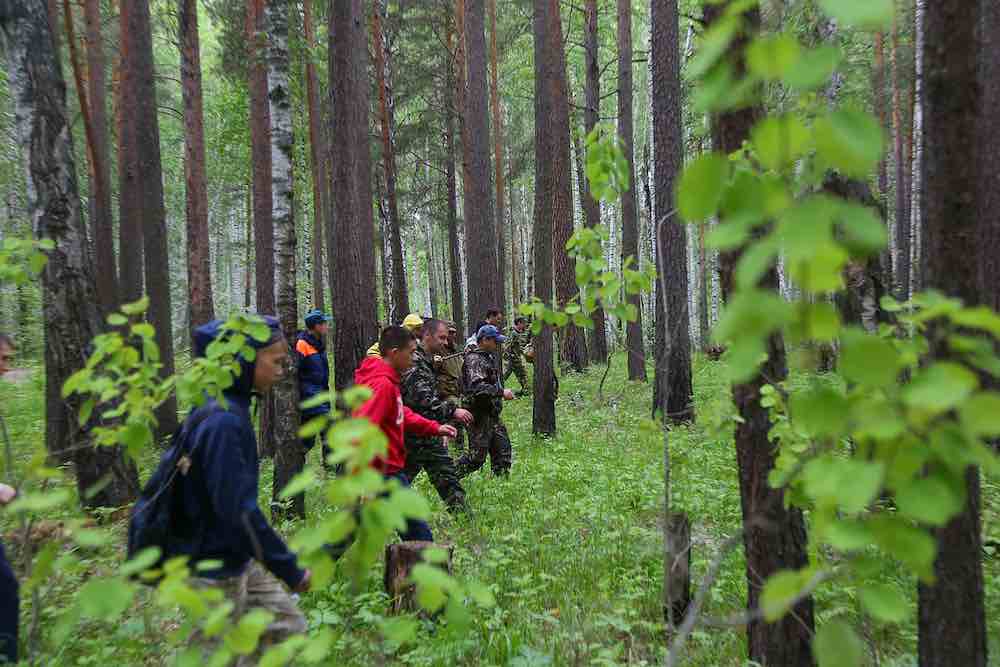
303, 0, 326, 312
890, 11, 910, 301
909, 0, 925, 294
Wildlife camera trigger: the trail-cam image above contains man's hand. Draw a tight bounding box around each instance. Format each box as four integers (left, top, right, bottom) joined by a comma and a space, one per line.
451, 408, 473, 425
503, 389, 515, 401
438, 424, 458, 438
0, 484, 16, 505
293, 569, 312, 593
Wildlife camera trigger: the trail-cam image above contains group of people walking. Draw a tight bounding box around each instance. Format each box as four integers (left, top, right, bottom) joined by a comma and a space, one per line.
123, 306, 533, 663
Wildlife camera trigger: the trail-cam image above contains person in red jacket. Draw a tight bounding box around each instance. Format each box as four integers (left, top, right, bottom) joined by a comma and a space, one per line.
353, 325, 456, 541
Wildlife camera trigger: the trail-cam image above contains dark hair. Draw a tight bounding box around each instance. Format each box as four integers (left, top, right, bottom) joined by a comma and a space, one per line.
0, 334, 13, 349
420, 318, 447, 338
514, 316, 527, 326
379, 325, 415, 355
485, 308, 502, 319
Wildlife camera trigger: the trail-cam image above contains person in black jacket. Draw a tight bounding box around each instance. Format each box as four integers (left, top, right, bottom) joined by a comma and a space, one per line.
178, 318, 311, 663
296, 309, 331, 458
0, 334, 18, 664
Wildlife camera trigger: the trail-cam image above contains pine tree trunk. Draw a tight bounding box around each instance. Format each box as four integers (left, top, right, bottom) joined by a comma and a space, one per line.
704, 5, 815, 665
329, 0, 379, 389
651, 0, 691, 423
303, 0, 326, 312
122, 0, 178, 436
917, 1, 987, 664
583, 0, 608, 365
488, 0, 507, 319
265, 0, 303, 518
462, 0, 498, 333
180, 0, 215, 333
83, 0, 117, 315
874, 32, 889, 202
530, 0, 559, 436
445, 15, 465, 329
509, 144, 522, 308
617, 0, 646, 382
116, 0, 142, 306
2, 0, 139, 507
890, 11, 910, 301
372, 0, 409, 321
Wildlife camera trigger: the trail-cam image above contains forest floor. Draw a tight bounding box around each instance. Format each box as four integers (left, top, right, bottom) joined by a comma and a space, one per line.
0, 356, 998, 665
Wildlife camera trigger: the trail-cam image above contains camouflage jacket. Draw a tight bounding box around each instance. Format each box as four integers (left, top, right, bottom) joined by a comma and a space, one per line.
435, 346, 464, 405
463, 349, 503, 417
505, 329, 531, 358
402, 345, 455, 447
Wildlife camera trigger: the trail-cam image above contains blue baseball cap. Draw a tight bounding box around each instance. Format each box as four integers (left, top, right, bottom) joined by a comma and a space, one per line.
305, 309, 332, 328
476, 324, 507, 343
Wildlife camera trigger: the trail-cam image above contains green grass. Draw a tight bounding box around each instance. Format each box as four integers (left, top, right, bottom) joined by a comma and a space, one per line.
0, 356, 998, 665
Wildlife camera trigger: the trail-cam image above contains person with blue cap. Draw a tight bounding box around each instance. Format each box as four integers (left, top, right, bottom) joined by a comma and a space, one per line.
456, 324, 515, 479
296, 309, 332, 459
145, 318, 310, 662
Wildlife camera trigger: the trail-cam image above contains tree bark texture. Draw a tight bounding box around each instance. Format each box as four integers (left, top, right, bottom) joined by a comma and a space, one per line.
82, 0, 117, 314
445, 15, 465, 329
180, 0, 215, 332
890, 12, 910, 301
874, 32, 888, 201
2, 0, 139, 507
303, 0, 326, 312
617, 0, 646, 382
265, 0, 304, 518
329, 0, 379, 390
651, 0, 692, 423
582, 0, 608, 365
917, 1, 987, 664
249, 0, 274, 314
530, 0, 558, 436
704, 5, 816, 665
122, 0, 178, 436
372, 0, 409, 321
910, 0, 926, 294
116, 0, 142, 306
462, 0, 499, 334
979, 0, 1000, 316
487, 0, 507, 319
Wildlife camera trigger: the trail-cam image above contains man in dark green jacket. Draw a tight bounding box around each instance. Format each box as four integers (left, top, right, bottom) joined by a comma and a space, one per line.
457, 325, 515, 478
401, 319, 473, 511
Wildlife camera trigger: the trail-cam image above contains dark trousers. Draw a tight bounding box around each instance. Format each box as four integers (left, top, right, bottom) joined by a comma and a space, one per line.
456, 415, 512, 478
0, 542, 18, 663
300, 410, 332, 465
402, 440, 466, 511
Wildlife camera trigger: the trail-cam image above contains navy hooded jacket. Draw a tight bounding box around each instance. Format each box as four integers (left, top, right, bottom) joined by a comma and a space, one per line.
294, 330, 329, 417
168, 318, 305, 588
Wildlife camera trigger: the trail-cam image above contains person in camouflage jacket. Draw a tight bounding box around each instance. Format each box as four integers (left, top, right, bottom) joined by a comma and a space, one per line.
456, 325, 514, 478
502, 317, 531, 395
435, 322, 467, 454
401, 319, 473, 511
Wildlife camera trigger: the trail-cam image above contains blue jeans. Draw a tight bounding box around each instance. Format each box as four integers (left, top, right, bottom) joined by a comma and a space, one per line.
0, 541, 18, 663
386, 473, 434, 542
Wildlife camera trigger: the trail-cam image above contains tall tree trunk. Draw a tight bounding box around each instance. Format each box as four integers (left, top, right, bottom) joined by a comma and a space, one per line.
548, 2, 586, 372
617, 0, 646, 381
979, 0, 1000, 312
180, 0, 215, 333
583, 0, 608, 364
426, 216, 440, 315
530, 0, 559, 436
488, 0, 507, 318
704, 5, 815, 665
874, 31, 888, 199
117, 0, 142, 306
266, 0, 303, 519
372, 0, 409, 320
462, 0, 498, 333
651, 0, 691, 423
329, 0, 379, 389
909, 0, 926, 295
303, 0, 326, 312
445, 15, 465, 329
917, 1, 987, 664
82, 0, 117, 314
122, 0, 178, 436
890, 11, 910, 301
509, 144, 522, 307
2, 0, 139, 507
244, 185, 253, 310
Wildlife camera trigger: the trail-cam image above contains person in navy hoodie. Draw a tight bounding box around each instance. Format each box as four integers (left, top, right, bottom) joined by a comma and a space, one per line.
296, 309, 331, 458
0, 334, 19, 664
179, 318, 310, 663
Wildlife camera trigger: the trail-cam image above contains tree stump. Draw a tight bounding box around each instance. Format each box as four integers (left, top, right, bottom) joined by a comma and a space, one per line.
664, 511, 692, 626
384, 541, 454, 614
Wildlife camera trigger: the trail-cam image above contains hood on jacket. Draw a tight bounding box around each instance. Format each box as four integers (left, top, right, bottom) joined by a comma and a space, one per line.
354, 355, 399, 389
297, 329, 325, 353
194, 316, 283, 397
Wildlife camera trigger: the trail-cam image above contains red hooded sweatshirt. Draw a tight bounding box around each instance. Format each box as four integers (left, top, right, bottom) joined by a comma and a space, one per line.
353, 356, 441, 475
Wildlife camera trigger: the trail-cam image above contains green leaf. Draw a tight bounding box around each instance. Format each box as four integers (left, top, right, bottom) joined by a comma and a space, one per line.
859, 584, 909, 623
120, 296, 150, 316
687, 17, 739, 81
839, 328, 899, 387
761, 569, 813, 621
802, 457, 884, 514
903, 362, 979, 415
813, 619, 864, 667
818, 0, 894, 30
870, 516, 937, 580
278, 468, 318, 500
747, 35, 801, 80
837, 202, 888, 257
78, 578, 135, 619
783, 46, 842, 90
823, 520, 872, 552
950, 306, 1000, 337
895, 475, 964, 526
106, 313, 128, 327
225, 609, 275, 656
814, 109, 884, 178
677, 153, 729, 222
959, 392, 1000, 437
751, 115, 811, 171
790, 386, 848, 438
378, 617, 418, 645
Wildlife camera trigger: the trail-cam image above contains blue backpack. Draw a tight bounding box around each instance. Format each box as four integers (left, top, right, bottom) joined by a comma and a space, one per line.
126, 405, 220, 580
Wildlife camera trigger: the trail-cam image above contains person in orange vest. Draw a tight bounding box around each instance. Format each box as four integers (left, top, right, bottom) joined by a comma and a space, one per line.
296, 310, 331, 458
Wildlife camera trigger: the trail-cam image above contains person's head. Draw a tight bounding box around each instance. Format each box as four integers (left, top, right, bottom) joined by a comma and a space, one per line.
253, 338, 288, 393
304, 309, 331, 336
476, 324, 506, 353
420, 318, 449, 355
485, 308, 502, 326
194, 316, 284, 397
0, 334, 13, 377
401, 313, 424, 334
445, 321, 459, 348
380, 325, 417, 373
514, 317, 528, 332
